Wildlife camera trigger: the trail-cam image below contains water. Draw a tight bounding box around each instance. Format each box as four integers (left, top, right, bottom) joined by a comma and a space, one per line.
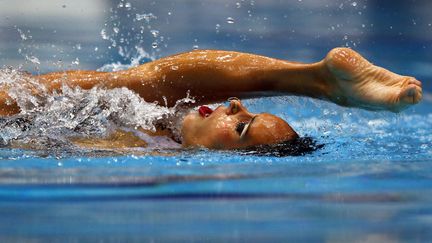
0, 0, 431, 241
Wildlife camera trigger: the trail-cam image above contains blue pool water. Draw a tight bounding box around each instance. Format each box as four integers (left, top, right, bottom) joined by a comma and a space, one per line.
0, 0, 431, 241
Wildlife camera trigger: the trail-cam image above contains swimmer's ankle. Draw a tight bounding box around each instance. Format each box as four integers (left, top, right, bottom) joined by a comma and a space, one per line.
313, 61, 338, 101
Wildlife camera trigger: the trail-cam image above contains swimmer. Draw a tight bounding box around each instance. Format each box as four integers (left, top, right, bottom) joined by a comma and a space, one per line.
0, 48, 423, 152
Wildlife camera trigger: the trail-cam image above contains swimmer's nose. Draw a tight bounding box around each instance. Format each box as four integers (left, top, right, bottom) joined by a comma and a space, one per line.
226, 100, 241, 115
226, 99, 254, 116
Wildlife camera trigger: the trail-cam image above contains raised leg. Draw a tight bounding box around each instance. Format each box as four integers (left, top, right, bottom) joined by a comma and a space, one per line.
0, 49, 422, 116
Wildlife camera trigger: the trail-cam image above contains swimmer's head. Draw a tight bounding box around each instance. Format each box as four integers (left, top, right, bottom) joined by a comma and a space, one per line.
181, 98, 298, 149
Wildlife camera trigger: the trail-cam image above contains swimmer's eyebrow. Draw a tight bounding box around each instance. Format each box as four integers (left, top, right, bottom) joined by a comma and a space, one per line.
240, 115, 257, 139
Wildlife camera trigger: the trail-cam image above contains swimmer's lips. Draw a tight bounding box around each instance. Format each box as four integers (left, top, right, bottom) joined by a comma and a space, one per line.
198, 105, 213, 118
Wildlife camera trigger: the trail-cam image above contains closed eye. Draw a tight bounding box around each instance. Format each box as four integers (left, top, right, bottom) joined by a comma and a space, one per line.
236, 116, 257, 138
235, 122, 247, 135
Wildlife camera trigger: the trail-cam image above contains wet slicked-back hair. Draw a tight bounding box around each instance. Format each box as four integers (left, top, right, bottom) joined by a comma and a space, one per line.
238, 137, 323, 157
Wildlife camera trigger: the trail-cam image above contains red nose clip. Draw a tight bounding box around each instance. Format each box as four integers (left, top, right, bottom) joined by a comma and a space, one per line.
198, 106, 213, 117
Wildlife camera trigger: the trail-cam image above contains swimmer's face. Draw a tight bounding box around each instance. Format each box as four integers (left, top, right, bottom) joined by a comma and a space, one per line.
181, 99, 298, 149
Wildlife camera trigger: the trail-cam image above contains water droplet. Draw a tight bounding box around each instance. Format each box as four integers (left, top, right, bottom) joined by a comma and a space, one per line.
124, 2, 131, 9
361, 24, 366, 28
215, 24, 220, 33
192, 45, 199, 50
351, 2, 357, 7
236, 2, 241, 8
94, 47, 98, 51
17, 28, 28, 40
151, 42, 158, 48
168, 11, 172, 16
26, 55, 40, 65
171, 65, 178, 70
113, 27, 119, 34
72, 58, 80, 65
136, 13, 157, 23
75, 44, 81, 50
226, 17, 235, 24
100, 29, 109, 40
150, 30, 159, 38
343, 35, 348, 40
57, 162, 63, 167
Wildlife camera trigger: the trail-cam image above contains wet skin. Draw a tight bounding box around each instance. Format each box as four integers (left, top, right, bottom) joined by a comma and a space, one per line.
181, 99, 298, 149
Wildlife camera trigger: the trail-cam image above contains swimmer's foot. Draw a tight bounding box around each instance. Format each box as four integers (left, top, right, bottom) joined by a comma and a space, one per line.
322, 47, 422, 112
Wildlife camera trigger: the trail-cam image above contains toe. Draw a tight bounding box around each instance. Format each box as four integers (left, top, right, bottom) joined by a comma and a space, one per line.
400, 84, 421, 104
407, 77, 422, 87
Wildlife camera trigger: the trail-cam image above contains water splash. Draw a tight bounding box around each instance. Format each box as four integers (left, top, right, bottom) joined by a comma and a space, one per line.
97, 47, 154, 72
25, 55, 41, 65
0, 68, 194, 150
136, 13, 157, 22
98, 8, 163, 71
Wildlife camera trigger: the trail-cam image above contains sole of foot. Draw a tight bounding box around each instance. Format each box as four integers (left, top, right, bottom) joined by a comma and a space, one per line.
323, 47, 422, 112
